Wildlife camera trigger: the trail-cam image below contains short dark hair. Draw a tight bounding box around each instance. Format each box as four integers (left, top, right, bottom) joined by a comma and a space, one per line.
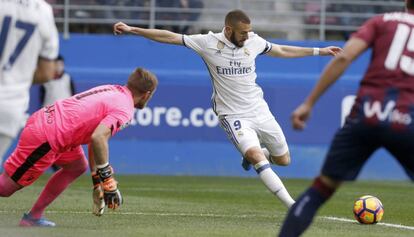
127, 68, 158, 95
408, 0, 414, 9
56, 54, 64, 61
225, 9, 251, 27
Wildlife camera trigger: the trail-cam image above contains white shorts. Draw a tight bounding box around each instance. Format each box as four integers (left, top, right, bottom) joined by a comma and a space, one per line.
219, 114, 289, 157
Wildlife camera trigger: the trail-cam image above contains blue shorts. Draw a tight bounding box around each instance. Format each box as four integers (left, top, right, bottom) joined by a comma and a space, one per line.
321, 119, 414, 181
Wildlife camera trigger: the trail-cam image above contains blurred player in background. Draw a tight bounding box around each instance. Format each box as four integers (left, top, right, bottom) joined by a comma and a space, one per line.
40, 54, 75, 172
113, 10, 341, 209
40, 55, 75, 108
279, 0, 414, 236
0, 0, 58, 169
0, 68, 158, 227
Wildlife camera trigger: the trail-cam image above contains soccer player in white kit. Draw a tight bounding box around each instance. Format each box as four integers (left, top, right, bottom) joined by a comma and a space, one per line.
113, 10, 341, 208
0, 0, 59, 168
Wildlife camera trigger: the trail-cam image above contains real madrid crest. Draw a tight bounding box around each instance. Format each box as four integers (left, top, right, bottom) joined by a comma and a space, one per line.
244, 48, 250, 56
217, 41, 225, 50
216, 41, 225, 54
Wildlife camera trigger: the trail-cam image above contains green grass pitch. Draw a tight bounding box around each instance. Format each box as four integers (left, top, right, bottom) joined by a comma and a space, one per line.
0, 175, 412, 237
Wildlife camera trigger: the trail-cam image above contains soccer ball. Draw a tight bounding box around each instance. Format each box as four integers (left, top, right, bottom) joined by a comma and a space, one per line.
353, 195, 384, 224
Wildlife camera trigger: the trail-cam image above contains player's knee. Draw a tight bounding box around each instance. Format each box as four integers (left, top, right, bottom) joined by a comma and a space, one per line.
0, 173, 21, 197
270, 152, 291, 166
61, 157, 88, 175
75, 158, 88, 175
0, 188, 17, 197
244, 147, 266, 164
319, 175, 341, 189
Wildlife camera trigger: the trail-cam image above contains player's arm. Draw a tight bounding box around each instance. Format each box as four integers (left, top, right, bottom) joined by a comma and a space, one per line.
88, 144, 105, 216
291, 37, 368, 130
266, 44, 342, 58
90, 124, 111, 166
90, 124, 123, 210
33, 58, 56, 84
35, 3, 58, 84
113, 22, 183, 45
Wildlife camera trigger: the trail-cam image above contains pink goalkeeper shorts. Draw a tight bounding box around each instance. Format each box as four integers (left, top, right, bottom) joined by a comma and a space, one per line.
3, 111, 85, 186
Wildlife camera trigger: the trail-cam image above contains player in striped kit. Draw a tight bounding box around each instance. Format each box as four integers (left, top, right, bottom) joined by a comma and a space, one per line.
114, 10, 341, 209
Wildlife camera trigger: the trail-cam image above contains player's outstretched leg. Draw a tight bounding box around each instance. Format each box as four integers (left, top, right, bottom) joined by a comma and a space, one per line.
254, 160, 295, 208
21, 157, 88, 227
278, 177, 336, 237
0, 173, 21, 197
245, 147, 295, 208
19, 213, 56, 227
241, 148, 278, 171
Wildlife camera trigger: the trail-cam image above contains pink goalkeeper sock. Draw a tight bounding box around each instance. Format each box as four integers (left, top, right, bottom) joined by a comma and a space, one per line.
29, 158, 87, 219
0, 173, 21, 197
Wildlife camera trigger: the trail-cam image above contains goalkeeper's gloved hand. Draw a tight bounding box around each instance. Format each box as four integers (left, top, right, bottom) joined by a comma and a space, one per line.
92, 172, 105, 216
97, 164, 123, 210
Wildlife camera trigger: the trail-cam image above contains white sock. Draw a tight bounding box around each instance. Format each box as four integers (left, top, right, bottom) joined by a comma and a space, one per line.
254, 160, 295, 208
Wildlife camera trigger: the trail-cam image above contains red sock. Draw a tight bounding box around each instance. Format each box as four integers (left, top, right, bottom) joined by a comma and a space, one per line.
29, 158, 87, 219
312, 176, 336, 199
0, 173, 21, 197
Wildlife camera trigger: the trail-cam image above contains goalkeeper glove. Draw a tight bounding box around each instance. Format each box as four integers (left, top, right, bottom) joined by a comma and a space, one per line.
92, 172, 105, 216
97, 164, 123, 210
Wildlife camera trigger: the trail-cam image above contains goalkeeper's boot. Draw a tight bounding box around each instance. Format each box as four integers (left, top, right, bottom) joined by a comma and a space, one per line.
241, 157, 251, 171
19, 213, 56, 227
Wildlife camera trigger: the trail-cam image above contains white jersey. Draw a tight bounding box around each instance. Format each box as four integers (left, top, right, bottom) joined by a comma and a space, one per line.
183, 30, 272, 116
0, 0, 59, 137
42, 73, 73, 107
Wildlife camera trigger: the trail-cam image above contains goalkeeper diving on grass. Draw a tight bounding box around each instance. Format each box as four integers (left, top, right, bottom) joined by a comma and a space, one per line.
0, 68, 158, 226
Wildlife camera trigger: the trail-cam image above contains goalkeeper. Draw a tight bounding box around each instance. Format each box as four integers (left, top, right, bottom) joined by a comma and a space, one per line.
0, 68, 158, 226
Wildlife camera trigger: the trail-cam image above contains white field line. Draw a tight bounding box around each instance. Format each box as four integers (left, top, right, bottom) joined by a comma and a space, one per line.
322, 216, 414, 231
0, 210, 272, 219
1, 210, 413, 231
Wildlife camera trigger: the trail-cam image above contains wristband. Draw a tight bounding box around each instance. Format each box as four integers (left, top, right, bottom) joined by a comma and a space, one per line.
313, 47, 320, 56
97, 164, 113, 181
96, 162, 109, 169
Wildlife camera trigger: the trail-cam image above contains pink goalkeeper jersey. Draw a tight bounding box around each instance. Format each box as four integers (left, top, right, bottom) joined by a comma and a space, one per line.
42, 85, 134, 152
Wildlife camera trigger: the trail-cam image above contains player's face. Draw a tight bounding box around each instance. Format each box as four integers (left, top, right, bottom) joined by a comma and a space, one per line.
229, 22, 251, 47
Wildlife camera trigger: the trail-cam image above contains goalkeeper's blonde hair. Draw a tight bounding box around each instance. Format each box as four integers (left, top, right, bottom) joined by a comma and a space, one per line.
127, 68, 158, 95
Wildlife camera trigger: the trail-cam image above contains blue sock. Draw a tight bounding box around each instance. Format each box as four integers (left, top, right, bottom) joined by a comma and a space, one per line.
278, 177, 335, 237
